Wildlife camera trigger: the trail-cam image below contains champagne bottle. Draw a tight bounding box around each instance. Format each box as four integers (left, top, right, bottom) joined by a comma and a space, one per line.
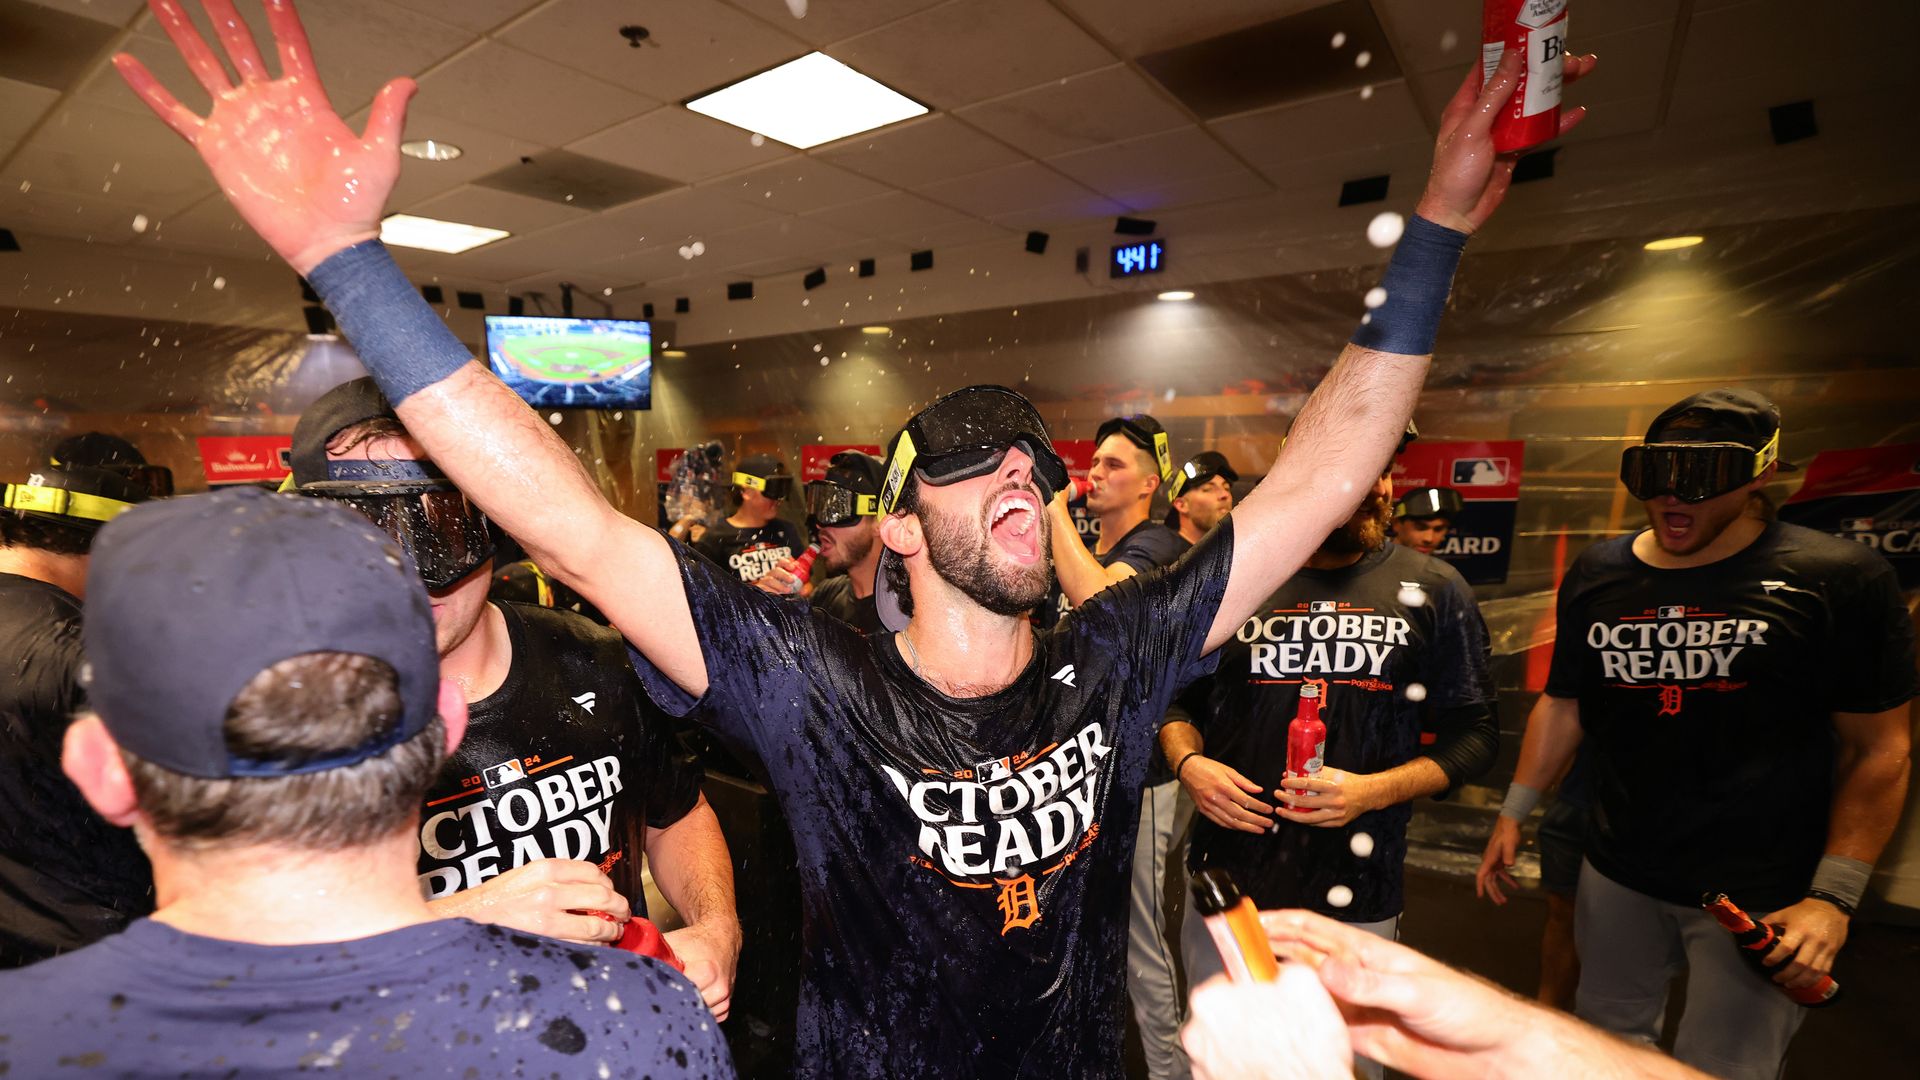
1701, 893, 1842, 1008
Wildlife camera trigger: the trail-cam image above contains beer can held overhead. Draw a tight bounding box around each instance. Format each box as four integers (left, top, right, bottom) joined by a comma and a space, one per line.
1481, 0, 1569, 153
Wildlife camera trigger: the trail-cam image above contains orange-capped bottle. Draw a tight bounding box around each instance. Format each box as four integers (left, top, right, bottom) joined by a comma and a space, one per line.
1701, 893, 1842, 1008
1191, 869, 1279, 983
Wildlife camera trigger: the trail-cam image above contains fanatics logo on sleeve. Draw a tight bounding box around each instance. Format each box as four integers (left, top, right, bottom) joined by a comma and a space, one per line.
571, 690, 597, 714
1050, 663, 1078, 687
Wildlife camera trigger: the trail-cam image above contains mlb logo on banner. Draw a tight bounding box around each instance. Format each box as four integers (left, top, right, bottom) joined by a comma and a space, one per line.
1452, 458, 1511, 486
1394, 439, 1527, 584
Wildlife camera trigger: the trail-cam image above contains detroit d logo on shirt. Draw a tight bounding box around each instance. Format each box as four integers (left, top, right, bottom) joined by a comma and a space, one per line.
882, 721, 1113, 935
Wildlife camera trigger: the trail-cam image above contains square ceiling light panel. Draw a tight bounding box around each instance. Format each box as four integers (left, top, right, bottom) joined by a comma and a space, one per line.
379, 213, 511, 254
685, 52, 929, 150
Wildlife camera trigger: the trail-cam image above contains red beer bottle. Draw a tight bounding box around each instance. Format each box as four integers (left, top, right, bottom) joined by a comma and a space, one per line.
791, 544, 822, 584
1481, 0, 1570, 153
1283, 683, 1327, 794
1701, 893, 1842, 1008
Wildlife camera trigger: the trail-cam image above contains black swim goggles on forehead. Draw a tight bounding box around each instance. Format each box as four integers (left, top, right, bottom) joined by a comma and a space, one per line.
732, 471, 794, 501
880, 385, 1070, 513
805, 480, 880, 527
296, 460, 495, 590
1619, 430, 1779, 504
1095, 415, 1175, 482
1394, 486, 1465, 519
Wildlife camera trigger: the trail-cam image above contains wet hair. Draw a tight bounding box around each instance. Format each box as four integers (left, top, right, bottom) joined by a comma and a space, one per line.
326, 416, 410, 457
883, 475, 921, 619
0, 513, 96, 557
120, 652, 446, 852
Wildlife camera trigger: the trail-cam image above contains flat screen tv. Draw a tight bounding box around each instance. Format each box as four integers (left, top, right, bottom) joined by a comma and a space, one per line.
483, 315, 653, 410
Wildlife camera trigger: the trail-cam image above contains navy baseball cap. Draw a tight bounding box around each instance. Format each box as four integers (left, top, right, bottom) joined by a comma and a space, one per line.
82, 486, 440, 779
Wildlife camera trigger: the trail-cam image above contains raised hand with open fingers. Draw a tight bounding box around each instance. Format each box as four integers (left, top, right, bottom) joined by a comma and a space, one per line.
1415, 48, 1598, 235
115, 0, 414, 275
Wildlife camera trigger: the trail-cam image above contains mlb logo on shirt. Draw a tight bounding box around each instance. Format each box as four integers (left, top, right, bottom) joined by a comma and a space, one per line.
1310, 601, 1338, 614
975, 757, 1013, 782
1840, 517, 1875, 531
483, 759, 527, 789
1657, 605, 1686, 619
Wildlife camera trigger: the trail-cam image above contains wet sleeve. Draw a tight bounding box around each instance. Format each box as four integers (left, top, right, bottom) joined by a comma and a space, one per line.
1110, 527, 1187, 575
1074, 518, 1236, 700
1429, 570, 1496, 709
1543, 553, 1592, 700
1424, 703, 1499, 794
1828, 554, 1919, 714
627, 675, 702, 829
624, 536, 829, 765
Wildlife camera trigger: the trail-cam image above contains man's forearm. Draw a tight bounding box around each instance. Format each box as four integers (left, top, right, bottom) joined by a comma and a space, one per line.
1824, 707, 1912, 864
645, 798, 739, 937
1161, 719, 1204, 772
1505, 1005, 1714, 1080
1047, 501, 1132, 605
1365, 757, 1451, 808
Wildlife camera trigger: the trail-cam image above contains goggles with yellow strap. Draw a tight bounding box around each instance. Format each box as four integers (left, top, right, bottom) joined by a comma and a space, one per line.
1619, 430, 1779, 504
879, 386, 1069, 513
732, 471, 794, 500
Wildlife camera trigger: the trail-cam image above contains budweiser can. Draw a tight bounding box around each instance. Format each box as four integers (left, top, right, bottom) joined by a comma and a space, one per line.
1481, 0, 1569, 153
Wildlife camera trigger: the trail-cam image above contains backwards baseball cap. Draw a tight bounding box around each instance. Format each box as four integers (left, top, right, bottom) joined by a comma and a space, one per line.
874, 385, 1070, 632
82, 486, 440, 779
1621, 388, 1782, 503
1169, 450, 1239, 500
732, 453, 793, 500
4, 465, 149, 533
289, 378, 495, 590
807, 451, 883, 527
1096, 414, 1175, 483
50, 432, 174, 499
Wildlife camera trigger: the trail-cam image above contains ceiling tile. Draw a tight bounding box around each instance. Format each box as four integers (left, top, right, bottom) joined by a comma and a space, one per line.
137, 195, 275, 259
705, 215, 872, 264
954, 64, 1191, 158
982, 195, 1130, 231
415, 43, 658, 144
29, 0, 148, 24
450, 185, 784, 282
572, 242, 715, 289
3, 101, 215, 216
816, 115, 1024, 189
388, 0, 543, 34
352, 107, 555, 210
132, 0, 474, 117
570, 107, 793, 184
1054, 0, 1326, 57
1046, 127, 1248, 203
701, 157, 893, 215
0, 77, 61, 151
1558, 94, 1663, 145
831, 0, 1115, 109
1120, 168, 1272, 214
1571, 24, 1675, 106
917, 160, 1104, 219
502, 0, 806, 104
721, 0, 950, 47
802, 191, 978, 237
1210, 80, 1432, 179
887, 219, 1015, 249
409, 185, 593, 236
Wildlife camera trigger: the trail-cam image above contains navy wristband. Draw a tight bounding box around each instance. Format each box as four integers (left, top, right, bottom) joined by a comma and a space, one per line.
306, 240, 473, 405
1349, 215, 1468, 357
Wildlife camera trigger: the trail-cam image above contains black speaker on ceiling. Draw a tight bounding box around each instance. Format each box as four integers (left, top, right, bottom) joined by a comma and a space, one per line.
642, 302, 655, 319
420, 285, 445, 304
1024, 231, 1049, 254
507, 295, 525, 316
1075, 247, 1089, 273
1114, 216, 1157, 236
455, 290, 485, 310
0, 228, 19, 253
299, 277, 320, 302
727, 281, 754, 301
675, 297, 690, 313
1512, 149, 1557, 184
301, 306, 335, 335
858, 258, 876, 278
1338, 174, 1391, 206
1769, 100, 1817, 145
909, 250, 933, 272
803, 266, 827, 290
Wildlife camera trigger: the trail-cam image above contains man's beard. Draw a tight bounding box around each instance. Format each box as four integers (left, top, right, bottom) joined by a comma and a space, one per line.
1320, 490, 1392, 556
921, 483, 1053, 616
822, 525, 875, 574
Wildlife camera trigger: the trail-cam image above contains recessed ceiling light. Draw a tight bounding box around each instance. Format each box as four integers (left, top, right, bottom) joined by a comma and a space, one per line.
379, 214, 510, 254
686, 52, 928, 150
1644, 235, 1704, 252
662, 350, 688, 358
400, 139, 463, 162
860, 325, 891, 335
1157, 290, 1195, 302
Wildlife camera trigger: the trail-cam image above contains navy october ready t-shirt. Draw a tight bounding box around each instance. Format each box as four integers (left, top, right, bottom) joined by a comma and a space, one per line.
630, 522, 1234, 1079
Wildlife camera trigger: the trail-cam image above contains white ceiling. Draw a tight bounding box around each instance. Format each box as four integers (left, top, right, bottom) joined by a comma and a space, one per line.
2, 0, 1918, 346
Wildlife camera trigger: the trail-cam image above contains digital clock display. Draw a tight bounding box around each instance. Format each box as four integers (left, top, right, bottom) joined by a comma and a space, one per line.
1110, 239, 1166, 278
